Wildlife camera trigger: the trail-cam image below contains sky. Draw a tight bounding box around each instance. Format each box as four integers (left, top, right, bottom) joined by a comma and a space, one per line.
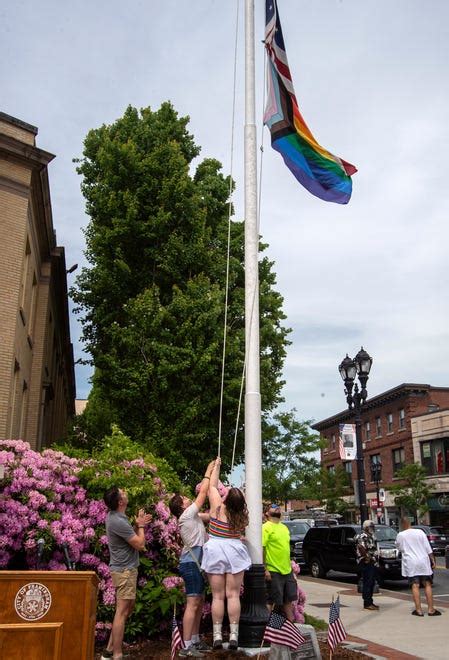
2, 0, 449, 429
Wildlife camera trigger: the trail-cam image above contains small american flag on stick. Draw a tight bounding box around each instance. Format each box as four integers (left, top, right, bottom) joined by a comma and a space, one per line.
263, 610, 305, 650
171, 615, 184, 660
328, 595, 347, 653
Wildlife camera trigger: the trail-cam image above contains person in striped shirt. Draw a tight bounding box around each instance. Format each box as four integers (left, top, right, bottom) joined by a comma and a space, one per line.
201, 457, 251, 650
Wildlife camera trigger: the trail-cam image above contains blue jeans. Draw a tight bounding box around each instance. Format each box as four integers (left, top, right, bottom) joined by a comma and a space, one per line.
360, 563, 377, 606
179, 561, 205, 597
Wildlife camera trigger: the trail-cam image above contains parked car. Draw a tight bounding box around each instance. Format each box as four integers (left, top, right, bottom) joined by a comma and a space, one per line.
288, 516, 340, 527
283, 520, 310, 566
412, 525, 448, 556
302, 524, 403, 582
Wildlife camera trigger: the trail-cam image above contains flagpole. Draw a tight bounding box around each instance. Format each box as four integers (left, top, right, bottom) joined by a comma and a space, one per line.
239, 0, 269, 647
243, 0, 262, 560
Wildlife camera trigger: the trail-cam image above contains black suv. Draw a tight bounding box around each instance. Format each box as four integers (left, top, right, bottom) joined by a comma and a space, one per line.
283, 520, 310, 566
302, 524, 403, 582
412, 525, 448, 556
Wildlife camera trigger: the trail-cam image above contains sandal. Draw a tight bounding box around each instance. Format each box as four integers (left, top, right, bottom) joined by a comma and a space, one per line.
428, 610, 442, 616
412, 610, 424, 616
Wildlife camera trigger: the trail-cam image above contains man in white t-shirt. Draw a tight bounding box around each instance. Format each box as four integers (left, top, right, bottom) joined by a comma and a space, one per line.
395, 517, 441, 617
169, 459, 216, 657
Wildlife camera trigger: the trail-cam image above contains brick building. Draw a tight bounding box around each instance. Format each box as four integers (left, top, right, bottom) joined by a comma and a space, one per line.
0, 112, 75, 449
313, 383, 449, 527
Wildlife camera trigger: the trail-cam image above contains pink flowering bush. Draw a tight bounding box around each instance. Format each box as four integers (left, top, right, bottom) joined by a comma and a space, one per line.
0, 427, 185, 640
291, 560, 306, 623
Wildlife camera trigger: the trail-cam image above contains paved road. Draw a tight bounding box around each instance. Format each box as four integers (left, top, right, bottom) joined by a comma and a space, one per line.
303, 555, 449, 605
301, 574, 447, 660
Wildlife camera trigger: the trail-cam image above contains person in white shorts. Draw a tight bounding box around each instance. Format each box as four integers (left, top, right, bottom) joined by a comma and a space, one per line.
395, 517, 441, 617
201, 457, 251, 651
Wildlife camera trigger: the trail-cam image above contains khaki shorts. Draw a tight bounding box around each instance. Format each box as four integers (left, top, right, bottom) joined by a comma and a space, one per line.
111, 567, 138, 600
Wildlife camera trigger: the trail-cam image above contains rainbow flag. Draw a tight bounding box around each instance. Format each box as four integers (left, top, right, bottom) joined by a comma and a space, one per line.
264, 0, 357, 204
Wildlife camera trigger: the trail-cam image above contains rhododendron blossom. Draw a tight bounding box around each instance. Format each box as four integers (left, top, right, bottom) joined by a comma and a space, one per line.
0, 439, 183, 640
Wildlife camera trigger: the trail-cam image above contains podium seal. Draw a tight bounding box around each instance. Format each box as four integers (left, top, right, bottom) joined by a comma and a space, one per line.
15, 582, 52, 620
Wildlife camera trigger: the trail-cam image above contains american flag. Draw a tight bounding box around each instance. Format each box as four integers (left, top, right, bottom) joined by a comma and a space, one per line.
328, 596, 347, 652
171, 615, 184, 660
263, 610, 305, 650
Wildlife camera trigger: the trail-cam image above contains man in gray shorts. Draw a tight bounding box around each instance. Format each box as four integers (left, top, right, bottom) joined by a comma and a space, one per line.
101, 486, 151, 660
262, 504, 297, 621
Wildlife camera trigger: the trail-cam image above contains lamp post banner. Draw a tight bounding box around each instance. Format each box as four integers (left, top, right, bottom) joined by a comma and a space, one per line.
339, 423, 357, 460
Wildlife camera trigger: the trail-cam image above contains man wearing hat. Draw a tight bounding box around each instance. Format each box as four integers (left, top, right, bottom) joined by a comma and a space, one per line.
262, 503, 297, 621
356, 520, 379, 610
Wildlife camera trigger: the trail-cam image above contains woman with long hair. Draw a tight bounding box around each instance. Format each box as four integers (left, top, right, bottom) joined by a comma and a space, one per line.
201, 457, 251, 650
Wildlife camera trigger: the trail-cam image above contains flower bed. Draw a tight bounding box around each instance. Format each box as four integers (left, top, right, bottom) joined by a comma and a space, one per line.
0, 429, 184, 640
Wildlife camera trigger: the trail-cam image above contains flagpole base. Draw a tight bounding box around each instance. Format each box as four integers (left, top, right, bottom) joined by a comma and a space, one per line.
238, 564, 270, 648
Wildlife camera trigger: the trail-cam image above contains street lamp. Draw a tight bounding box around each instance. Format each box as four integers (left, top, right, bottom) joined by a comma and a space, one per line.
66, 263, 78, 274
371, 460, 382, 524
339, 347, 373, 524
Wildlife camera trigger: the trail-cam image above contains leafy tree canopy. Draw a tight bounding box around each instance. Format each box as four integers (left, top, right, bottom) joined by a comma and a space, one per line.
72, 103, 290, 482
303, 464, 352, 516
389, 462, 431, 520
261, 410, 321, 504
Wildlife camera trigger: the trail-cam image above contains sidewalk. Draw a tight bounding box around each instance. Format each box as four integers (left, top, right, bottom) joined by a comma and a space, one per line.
300, 576, 447, 660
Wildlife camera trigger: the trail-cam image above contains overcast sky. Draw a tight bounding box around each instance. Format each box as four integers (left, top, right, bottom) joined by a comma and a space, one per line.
2, 0, 448, 427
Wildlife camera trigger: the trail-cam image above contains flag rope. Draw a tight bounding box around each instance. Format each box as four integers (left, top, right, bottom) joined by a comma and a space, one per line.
218, 1, 268, 478
217, 0, 240, 460
230, 38, 267, 477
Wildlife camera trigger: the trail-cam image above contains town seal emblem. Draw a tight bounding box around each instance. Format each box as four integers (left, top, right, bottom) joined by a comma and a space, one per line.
15, 582, 52, 621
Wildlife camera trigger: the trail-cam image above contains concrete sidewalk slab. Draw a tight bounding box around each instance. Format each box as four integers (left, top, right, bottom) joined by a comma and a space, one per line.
300, 576, 447, 660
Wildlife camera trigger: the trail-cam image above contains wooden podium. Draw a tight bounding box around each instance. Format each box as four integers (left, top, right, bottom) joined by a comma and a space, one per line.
0, 571, 99, 660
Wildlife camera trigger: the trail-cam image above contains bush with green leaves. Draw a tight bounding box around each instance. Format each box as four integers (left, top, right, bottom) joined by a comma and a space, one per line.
0, 427, 186, 641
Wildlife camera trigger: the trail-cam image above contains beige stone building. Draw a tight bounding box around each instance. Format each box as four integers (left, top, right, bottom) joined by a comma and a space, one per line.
411, 409, 449, 527
0, 111, 75, 450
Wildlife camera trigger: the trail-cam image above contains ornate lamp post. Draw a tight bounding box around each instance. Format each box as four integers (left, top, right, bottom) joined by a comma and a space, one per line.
371, 460, 383, 523
339, 347, 373, 524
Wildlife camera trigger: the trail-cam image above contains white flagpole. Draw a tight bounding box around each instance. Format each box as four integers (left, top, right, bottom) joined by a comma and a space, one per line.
239, 2, 271, 647
244, 0, 263, 565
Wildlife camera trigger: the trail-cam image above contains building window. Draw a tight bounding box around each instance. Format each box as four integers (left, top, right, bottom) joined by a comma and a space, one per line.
327, 465, 335, 474
386, 413, 393, 433
331, 434, 336, 451
20, 237, 31, 313
19, 381, 28, 439
421, 439, 449, 475
428, 404, 440, 413
369, 454, 381, 481
375, 417, 382, 437
399, 408, 405, 429
392, 447, 405, 475
8, 361, 21, 438
365, 421, 371, 441
27, 273, 37, 339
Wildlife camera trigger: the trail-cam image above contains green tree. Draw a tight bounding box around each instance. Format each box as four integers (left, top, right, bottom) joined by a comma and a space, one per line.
389, 462, 431, 521
261, 410, 321, 506
304, 465, 351, 516
72, 103, 290, 482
